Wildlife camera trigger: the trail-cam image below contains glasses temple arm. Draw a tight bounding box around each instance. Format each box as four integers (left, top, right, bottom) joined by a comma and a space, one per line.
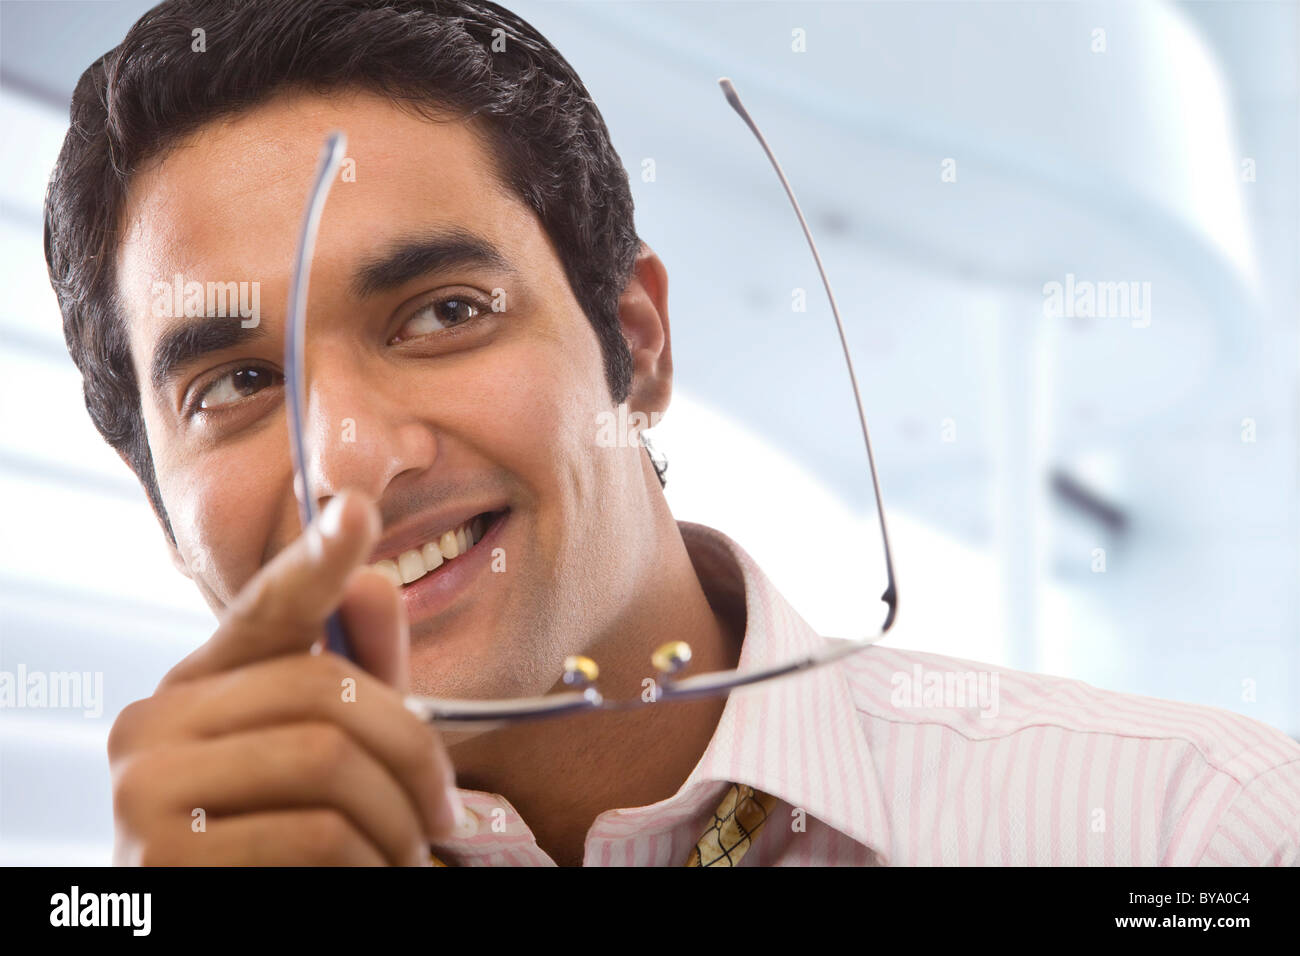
719, 78, 897, 631
286, 130, 352, 658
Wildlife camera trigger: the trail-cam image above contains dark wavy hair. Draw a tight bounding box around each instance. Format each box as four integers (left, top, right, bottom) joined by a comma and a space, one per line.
44, 0, 665, 544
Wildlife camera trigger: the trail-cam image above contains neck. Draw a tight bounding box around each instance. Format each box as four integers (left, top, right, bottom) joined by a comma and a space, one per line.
447, 513, 742, 867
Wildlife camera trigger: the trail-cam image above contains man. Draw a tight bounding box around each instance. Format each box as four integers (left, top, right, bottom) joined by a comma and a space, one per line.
45, 0, 1299, 866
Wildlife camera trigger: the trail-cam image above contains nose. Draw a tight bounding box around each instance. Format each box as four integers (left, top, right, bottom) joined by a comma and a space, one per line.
300, 342, 438, 508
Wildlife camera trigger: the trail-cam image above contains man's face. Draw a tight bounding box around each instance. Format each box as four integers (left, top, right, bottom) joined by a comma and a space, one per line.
115, 90, 662, 699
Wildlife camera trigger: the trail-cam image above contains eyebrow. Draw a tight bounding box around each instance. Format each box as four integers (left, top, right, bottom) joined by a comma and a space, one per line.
150, 317, 267, 393
351, 227, 520, 299
148, 228, 518, 394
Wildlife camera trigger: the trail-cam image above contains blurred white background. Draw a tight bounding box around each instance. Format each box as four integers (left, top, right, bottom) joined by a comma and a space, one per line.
1, 0, 1296, 864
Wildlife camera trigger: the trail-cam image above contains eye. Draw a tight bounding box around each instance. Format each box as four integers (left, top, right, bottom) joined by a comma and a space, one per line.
392, 292, 491, 343
193, 364, 283, 412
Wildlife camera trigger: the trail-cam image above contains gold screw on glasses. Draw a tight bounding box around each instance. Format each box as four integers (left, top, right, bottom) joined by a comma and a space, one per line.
562, 655, 600, 688
652, 641, 693, 676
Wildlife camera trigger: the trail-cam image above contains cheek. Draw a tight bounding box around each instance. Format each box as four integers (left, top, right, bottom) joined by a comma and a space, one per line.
147, 413, 287, 604
462, 320, 611, 493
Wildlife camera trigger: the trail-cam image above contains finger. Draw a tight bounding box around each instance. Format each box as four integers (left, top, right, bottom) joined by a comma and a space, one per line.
120, 654, 459, 839
132, 722, 431, 866
338, 567, 409, 692
147, 809, 392, 866
160, 491, 381, 688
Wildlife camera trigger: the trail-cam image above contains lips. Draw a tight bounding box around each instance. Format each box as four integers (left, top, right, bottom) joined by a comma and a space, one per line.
369, 508, 508, 588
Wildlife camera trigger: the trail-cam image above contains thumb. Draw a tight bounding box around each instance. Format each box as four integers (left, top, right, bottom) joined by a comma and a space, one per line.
159, 489, 381, 689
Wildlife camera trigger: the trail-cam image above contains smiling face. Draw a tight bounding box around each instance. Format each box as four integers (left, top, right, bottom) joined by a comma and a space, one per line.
114, 89, 670, 699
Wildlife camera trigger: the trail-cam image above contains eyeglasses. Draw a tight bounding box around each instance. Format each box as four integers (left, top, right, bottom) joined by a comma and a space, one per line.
285, 78, 898, 730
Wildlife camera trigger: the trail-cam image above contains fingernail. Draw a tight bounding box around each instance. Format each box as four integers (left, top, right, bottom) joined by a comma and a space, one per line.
305, 525, 325, 562
319, 494, 347, 540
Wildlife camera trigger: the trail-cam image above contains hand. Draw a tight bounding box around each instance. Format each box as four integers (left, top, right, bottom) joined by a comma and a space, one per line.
107, 491, 462, 865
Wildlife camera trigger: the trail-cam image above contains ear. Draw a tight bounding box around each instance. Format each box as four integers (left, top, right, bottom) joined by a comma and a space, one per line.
617, 241, 673, 420
113, 446, 191, 580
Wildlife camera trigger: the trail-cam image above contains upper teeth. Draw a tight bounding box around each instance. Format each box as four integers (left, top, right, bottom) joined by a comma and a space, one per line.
371, 515, 485, 587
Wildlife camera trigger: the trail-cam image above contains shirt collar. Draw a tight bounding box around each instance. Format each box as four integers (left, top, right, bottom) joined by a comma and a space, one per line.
436, 520, 893, 864
599, 521, 892, 862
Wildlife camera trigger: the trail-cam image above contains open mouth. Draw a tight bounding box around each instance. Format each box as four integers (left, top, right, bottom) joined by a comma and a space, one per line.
369, 508, 508, 588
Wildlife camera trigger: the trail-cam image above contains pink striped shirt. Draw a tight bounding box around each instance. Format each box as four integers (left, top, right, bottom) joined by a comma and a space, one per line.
430, 521, 1300, 866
